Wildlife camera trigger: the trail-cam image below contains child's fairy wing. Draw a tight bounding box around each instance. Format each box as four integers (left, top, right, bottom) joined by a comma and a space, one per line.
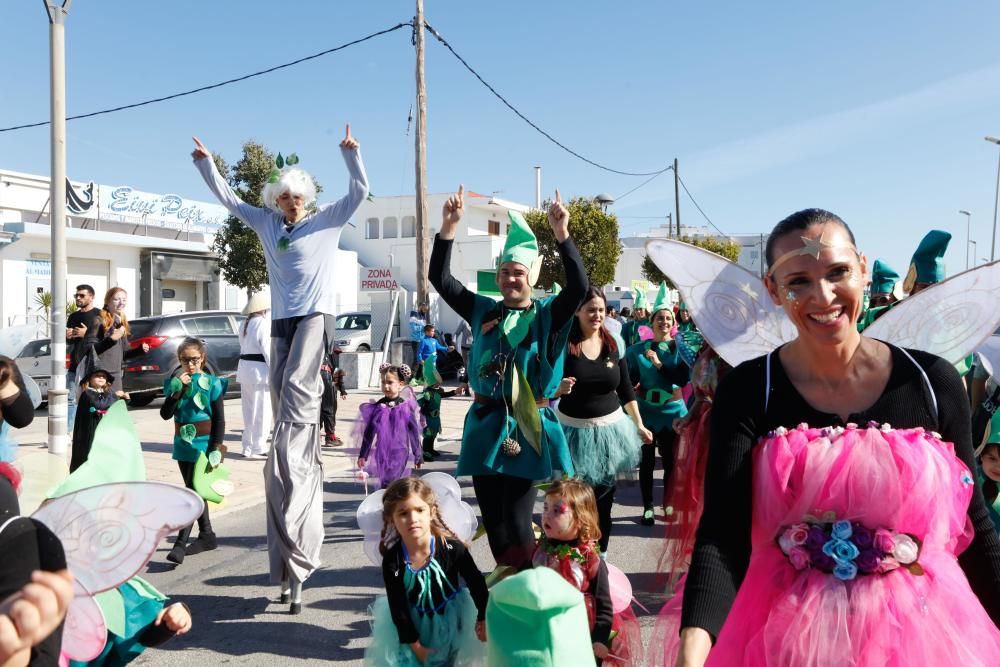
356, 489, 387, 566
62, 591, 109, 661
865, 261, 1000, 364
32, 481, 203, 596
645, 239, 796, 367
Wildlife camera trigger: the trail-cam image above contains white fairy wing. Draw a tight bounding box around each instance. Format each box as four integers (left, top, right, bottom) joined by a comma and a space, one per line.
32, 481, 203, 595
645, 239, 797, 367
62, 591, 108, 661
865, 261, 1000, 365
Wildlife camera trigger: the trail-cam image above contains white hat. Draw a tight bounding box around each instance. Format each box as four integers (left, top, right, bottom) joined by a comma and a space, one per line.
241, 289, 271, 315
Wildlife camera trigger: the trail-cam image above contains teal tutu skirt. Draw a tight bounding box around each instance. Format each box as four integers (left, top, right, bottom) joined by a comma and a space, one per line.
367, 588, 485, 666
557, 407, 642, 487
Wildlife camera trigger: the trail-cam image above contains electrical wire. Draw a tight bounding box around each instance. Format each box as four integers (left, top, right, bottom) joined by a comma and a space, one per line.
614, 167, 672, 202
0, 22, 411, 133
423, 21, 671, 178
677, 173, 727, 237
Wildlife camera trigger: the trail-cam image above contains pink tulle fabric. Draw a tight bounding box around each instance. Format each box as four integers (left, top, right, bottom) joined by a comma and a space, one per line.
655, 423, 1000, 666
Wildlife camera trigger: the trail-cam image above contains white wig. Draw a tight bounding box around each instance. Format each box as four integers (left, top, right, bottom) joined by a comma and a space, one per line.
262, 167, 317, 213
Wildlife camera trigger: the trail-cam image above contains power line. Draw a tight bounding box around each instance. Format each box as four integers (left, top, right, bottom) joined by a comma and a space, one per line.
615, 167, 672, 202
677, 173, 727, 237
423, 21, 671, 178
0, 22, 411, 133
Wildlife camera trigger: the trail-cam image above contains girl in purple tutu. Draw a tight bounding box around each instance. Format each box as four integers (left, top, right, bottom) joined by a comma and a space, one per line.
355, 364, 424, 488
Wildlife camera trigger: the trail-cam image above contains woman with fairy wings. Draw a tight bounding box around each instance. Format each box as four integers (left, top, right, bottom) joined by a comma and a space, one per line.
191, 126, 368, 612
643, 212, 1000, 666
429, 185, 587, 573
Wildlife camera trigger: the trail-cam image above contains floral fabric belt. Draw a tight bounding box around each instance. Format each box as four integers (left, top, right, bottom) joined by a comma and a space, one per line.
777, 519, 923, 581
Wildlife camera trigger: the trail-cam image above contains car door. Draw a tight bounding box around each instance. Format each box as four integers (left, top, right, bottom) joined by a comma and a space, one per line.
179, 314, 241, 381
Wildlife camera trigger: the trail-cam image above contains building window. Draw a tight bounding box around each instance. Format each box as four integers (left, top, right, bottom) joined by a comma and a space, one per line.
366, 217, 379, 239
488, 220, 500, 236
383, 216, 398, 239
401, 216, 415, 238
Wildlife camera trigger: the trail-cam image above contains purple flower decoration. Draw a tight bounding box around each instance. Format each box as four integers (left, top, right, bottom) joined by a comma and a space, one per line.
805, 525, 827, 550
856, 549, 881, 574
813, 552, 837, 572
852, 525, 874, 550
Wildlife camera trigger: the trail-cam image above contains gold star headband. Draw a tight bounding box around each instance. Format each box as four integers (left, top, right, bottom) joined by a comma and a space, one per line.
766, 231, 858, 277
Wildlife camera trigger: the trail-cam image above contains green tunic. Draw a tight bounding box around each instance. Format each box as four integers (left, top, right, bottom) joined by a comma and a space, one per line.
460, 297, 575, 480
163, 373, 227, 462
625, 339, 689, 432
621, 318, 649, 347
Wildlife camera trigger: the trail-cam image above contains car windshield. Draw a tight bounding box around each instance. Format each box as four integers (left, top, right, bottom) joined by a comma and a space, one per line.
335, 314, 369, 331
17, 340, 49, 358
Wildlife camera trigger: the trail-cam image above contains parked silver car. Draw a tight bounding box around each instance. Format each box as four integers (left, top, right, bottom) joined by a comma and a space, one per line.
334, 311, 372, 352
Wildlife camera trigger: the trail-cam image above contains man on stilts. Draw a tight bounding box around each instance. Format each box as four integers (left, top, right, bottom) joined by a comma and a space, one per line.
430, 185, 586, 575
191, 127, 368, 613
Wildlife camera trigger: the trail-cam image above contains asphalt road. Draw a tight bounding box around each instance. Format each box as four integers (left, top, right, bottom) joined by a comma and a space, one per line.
130, 439, 674, 666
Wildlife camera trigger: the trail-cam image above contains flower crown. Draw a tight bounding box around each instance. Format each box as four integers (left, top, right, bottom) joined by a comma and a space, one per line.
379, 363, 412, 381
266, 152, 300, 184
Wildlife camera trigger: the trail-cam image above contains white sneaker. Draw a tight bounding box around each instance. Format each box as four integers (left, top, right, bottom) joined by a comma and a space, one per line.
244, 453, 267, 460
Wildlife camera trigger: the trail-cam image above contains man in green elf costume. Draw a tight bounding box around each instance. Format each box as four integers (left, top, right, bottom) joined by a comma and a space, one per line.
621, 287, 650, 347
856, 259, 903, 332
625, 282, 690, 525
429, 185, 586, 572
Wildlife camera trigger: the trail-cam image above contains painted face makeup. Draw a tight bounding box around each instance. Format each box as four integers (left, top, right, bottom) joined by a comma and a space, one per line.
541, 495, 578, 541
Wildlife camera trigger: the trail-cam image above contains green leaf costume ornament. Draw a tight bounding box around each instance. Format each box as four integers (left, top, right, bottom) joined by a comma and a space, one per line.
179, 423, 197, 444
192, 451, 233, 504
511, 363, 543, 456
501, 306, 537, 349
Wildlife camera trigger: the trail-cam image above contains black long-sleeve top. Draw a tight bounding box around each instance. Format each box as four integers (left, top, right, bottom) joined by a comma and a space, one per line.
381, 537, 489, 644
0, 358, 35, 429
428, 234, 588, 336
681, 345, 1000, 638
70, 389, 119, 472
94, 309, 145, 393
159, 386, 226, 451
558, 349, 636, 419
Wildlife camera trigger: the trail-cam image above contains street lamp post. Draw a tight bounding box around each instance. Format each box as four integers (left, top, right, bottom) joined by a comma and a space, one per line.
986, 136, 1000, 262
969, 240, 977, 267
959, 209, 971, 270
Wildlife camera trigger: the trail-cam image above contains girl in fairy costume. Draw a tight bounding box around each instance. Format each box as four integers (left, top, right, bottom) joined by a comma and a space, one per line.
429, 185, 586, 572
355, 364, 424, 488
625, 283, 690, 526
160, 338, 227, 566
366, 477, 488, 666
533, 479, 642, 665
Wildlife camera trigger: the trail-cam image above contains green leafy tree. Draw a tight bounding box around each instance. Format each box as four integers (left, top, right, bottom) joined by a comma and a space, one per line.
210, 141, 323, 297
524, 197, 622, 289
641, 235, 741, 286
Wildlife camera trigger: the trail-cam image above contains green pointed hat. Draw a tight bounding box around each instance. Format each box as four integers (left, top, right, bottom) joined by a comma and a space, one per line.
47, 401, 145, 499
982, 411, 1000, 452
870, 259, 901, 295
651, 282, 672, 315
632, 287, 649, 311
500, 211, 542, 285
903, 230, 951, 292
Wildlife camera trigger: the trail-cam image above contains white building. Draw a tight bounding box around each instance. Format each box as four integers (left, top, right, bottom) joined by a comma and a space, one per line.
0, 168, 359, 335
341, 190, 531, 336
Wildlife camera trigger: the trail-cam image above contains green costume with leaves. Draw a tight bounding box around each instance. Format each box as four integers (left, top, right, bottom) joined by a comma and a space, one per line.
163, 372, 227, 462
622, 286, 650, 347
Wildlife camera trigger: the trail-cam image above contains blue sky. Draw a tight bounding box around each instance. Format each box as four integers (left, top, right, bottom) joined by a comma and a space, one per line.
2, 1, 999, 275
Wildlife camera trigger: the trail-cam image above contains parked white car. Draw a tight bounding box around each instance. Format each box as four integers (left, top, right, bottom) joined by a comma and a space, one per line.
15, 338, 57, 402
334, 312, 372, 353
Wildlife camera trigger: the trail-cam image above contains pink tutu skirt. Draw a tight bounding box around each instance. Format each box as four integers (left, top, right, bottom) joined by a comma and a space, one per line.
655, 423, 1000, 666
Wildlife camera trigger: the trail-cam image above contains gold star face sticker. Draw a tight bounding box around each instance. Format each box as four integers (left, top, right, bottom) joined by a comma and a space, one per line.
739, 282, 759, 301
799, 232, 836, 259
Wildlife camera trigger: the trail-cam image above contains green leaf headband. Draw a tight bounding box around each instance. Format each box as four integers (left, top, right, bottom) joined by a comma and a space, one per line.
267, 152, 301, 184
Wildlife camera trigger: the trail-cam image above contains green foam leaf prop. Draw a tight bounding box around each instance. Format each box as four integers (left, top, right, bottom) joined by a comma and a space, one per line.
276, 153, 284, 169
267, 169, 280, 184
193, 451, 231, 504
197, 374, 212, 391
208, 449, 222, 467
179, 423, 197, 444
510, 362, 542, 456
168, 377, 183, 396
192, 392, 207, 411
286, 153, 299, 166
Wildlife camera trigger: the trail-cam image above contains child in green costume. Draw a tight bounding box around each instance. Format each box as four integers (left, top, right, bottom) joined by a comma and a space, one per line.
416, 358, 457, 462
978, 412, 1000, 534
160, 338, 227, 565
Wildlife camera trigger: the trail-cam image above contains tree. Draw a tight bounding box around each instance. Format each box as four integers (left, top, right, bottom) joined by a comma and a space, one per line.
524, 197, 622, 289
641, 235, 741, 286
209, 141, 323, 297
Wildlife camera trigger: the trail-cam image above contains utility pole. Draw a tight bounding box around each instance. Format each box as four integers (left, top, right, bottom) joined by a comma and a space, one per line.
673, 158, 681, 236
413, 1, 430, 309
665, 213, 672, 237
44, 0, 71, 458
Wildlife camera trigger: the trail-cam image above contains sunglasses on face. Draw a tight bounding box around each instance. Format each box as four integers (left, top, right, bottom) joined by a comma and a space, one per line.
74, 294, 89, 299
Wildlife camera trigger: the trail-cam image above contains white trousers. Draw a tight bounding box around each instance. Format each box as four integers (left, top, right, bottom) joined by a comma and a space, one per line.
237, 360, 272, 456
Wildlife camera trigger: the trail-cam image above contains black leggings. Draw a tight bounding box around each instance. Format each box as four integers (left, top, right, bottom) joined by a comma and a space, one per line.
176, 460, 212, 542
472, 474, 538, 570
592, 482, 616, 554
320, 370, 338, 434
640, 427, 677, 509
